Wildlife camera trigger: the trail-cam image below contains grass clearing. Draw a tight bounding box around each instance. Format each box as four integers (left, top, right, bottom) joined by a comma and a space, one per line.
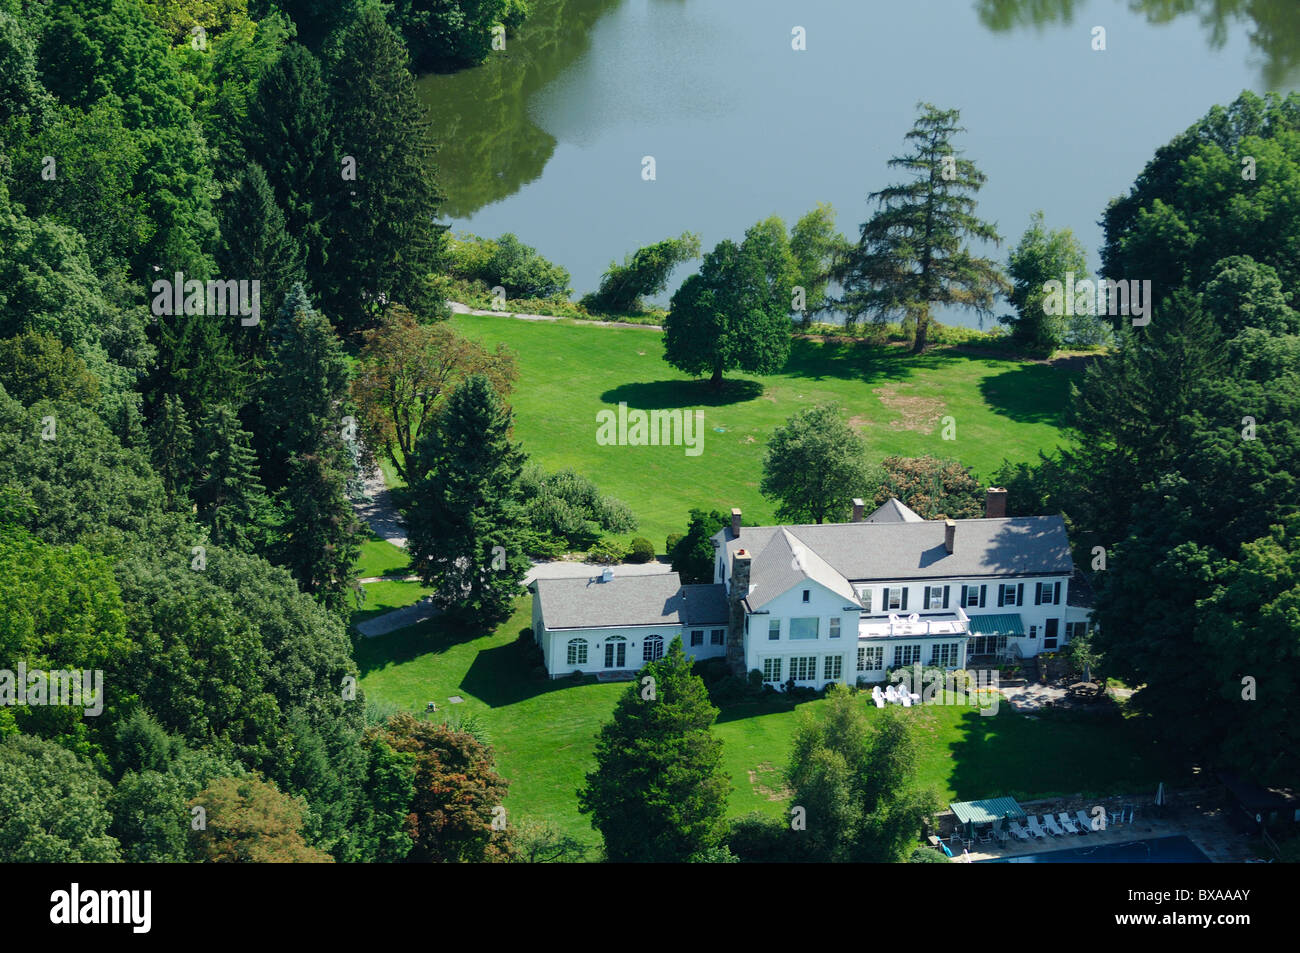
357, 600, 1190, 851
450, 314, 1078, 545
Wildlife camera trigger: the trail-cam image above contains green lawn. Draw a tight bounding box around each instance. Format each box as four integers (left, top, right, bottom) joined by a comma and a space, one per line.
357, 600, 1191, 851
354, 533, 411, 579
449, 315, 1078, 545
349, 579, 435, 628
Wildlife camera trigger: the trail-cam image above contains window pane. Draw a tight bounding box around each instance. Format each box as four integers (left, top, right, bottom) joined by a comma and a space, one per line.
789, 617, 818, 640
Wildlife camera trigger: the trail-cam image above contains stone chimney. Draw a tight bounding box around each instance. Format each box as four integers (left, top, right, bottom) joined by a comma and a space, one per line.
944, 520, 956, 554
726, 548, 751, 675
851, 498, 865, 522
985, 487, 1008, 519
730, 507, 742, 538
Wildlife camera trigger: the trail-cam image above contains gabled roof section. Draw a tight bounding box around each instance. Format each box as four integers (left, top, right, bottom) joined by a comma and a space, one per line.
745, 528, 861, 611
680, 584, 730, 625
865, 497, 924, 523
718, 516, 1074, 582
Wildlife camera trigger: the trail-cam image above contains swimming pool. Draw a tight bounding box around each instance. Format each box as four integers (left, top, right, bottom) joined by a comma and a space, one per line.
982, 835, 1212, 863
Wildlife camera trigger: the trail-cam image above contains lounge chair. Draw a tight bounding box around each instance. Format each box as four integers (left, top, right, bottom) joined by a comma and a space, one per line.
871, 685, 886, 708
1043, 814, 1067, 836
899, 687, 912, 707
1007, 820, 1031, 841
885, 684, 899, 704
1109, 808, 1124, 827
1057, 812, 1080, 834
1076, 809, 1098, 833
1026, 815, 1049, 838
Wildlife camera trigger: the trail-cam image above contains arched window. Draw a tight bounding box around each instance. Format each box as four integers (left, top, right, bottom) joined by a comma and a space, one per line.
643, 635, 665, 662
567, 639, 588, 665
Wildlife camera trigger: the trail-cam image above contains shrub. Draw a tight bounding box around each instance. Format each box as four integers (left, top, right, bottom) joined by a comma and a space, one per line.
665, 532, 683, 554
582, 232, 701, 314
585, 537, 627, 564
627, 537, 655, 563
529, 665, 548, 682
727, 812, 793, 863
909, 846, 950, 863
447, 233, 571, 300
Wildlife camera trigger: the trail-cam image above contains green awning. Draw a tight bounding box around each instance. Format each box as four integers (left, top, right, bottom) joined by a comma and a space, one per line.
950, 797, 1026, 825
968, 613, 1024, 637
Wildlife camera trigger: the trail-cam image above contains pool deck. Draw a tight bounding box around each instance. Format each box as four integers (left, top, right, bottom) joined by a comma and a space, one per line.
952, 802, 1263, 863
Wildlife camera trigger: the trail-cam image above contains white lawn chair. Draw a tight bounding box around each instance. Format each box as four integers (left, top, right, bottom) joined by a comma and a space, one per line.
1043, 814, 1067, 836
885, 684, 899, 704
899, 686, 913, 707
871, 685, 886, 708
1057, 812, 1080, 834
1026, 815, 1049, 838
1076, 809, 1098, 833
1007, 820, 1031, 841
1109, 808, 1125, 827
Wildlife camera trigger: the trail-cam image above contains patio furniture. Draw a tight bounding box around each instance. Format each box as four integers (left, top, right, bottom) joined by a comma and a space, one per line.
1109, 808, 1125, 827
1026, 815, 1049, 838
899, 688, 913, 707
978, 826, 994, 844
1007, 820, 1031, 841
871, 685, 886, 708
949, 832, 965, 851
1057, 812, 1080, 834
885, 684, 899, 704
1043, 814, 1067, 836
1076, 809, 1098, 833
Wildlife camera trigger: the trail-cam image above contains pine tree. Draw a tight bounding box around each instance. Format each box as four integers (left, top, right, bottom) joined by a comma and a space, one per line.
193, 404, 271, 552
577, 639, 730, 861
836, 103, 1009, 352
149, 393, 193, 508
256, 284, 350, 492
215, 163, 306, 361
322, 5, 446, 335
246, 43, 333, 283
405, 374, 531, 628
275, 452, 361, 616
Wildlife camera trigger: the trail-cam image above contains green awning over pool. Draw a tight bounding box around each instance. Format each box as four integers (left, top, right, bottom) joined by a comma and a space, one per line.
968, 614, 1024, 637
950, 797, 1026, 824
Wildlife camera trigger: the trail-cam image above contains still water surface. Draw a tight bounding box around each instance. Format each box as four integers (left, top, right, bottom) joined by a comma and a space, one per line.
418, 0, 1300, 324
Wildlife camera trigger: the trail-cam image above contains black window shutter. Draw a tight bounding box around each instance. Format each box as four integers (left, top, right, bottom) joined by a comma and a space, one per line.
1054, 581, 1061, 605
960, 585, 968, 606
997, 586, 1005, 608
901, 588, 909, 610
979, 585, 987, 608
1017, 583, 1024, 606
1034, 584, 1042, 605
943, 585, 950, 608
923, 585, 930, 606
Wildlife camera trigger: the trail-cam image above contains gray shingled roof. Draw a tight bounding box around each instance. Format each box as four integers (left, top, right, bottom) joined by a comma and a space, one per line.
744, 528, 860, 610
535, 573, 727, 630
716, 516, 1073, 584
865, 498, 924, 523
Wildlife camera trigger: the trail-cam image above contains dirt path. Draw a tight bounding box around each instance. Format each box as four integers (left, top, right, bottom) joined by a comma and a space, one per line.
448, 300, 661, 330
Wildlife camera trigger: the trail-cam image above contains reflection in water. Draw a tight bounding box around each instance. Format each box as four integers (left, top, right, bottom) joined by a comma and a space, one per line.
975, 0, 1300, 88
417, 0, 623, 218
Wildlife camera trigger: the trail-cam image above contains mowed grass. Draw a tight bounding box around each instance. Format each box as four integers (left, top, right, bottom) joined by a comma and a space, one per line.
357, 600, 1190, 851
451, 315, 1077, 545
354, 533, 411, 579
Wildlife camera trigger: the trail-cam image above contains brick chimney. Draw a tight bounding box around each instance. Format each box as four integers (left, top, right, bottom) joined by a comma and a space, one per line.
985, 487, 1008, 519
944, 519, 956, 554
726, 548, 751, 675
851, 498, 865, 522
730, 507, 742, 538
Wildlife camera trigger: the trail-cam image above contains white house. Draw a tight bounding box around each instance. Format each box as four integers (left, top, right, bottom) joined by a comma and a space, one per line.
531, 489, 1094, 688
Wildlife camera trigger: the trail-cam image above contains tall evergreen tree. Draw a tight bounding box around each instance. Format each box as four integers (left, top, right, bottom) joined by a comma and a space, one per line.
149, 393, 193, 509
194, 404, 271, 553
577, 639, 730, 862
255, 284, 350, 492
275, 452, 361, 616
215, 162, 306, 360
322, 5, 447, 335
246, 43, 333, 282
405, 374, 531, 628
836, 102, 1009, 352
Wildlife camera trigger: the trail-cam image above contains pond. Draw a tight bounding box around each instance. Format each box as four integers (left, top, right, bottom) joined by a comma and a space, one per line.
418, 0, 1300, 324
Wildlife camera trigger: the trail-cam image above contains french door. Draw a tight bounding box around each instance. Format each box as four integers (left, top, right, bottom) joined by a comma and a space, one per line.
604, 638, 626, 668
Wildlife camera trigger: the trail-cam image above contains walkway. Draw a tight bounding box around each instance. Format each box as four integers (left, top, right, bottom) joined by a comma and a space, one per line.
449, 300, 661, 331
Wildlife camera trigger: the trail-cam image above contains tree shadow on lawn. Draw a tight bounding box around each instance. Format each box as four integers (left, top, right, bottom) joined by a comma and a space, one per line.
600, 378, 764, 409
782, 336, 971, 386
353, 614, 495, 677
977, 363, 1076, 426
713, 694, 803, 725
461, 642, 581, 707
